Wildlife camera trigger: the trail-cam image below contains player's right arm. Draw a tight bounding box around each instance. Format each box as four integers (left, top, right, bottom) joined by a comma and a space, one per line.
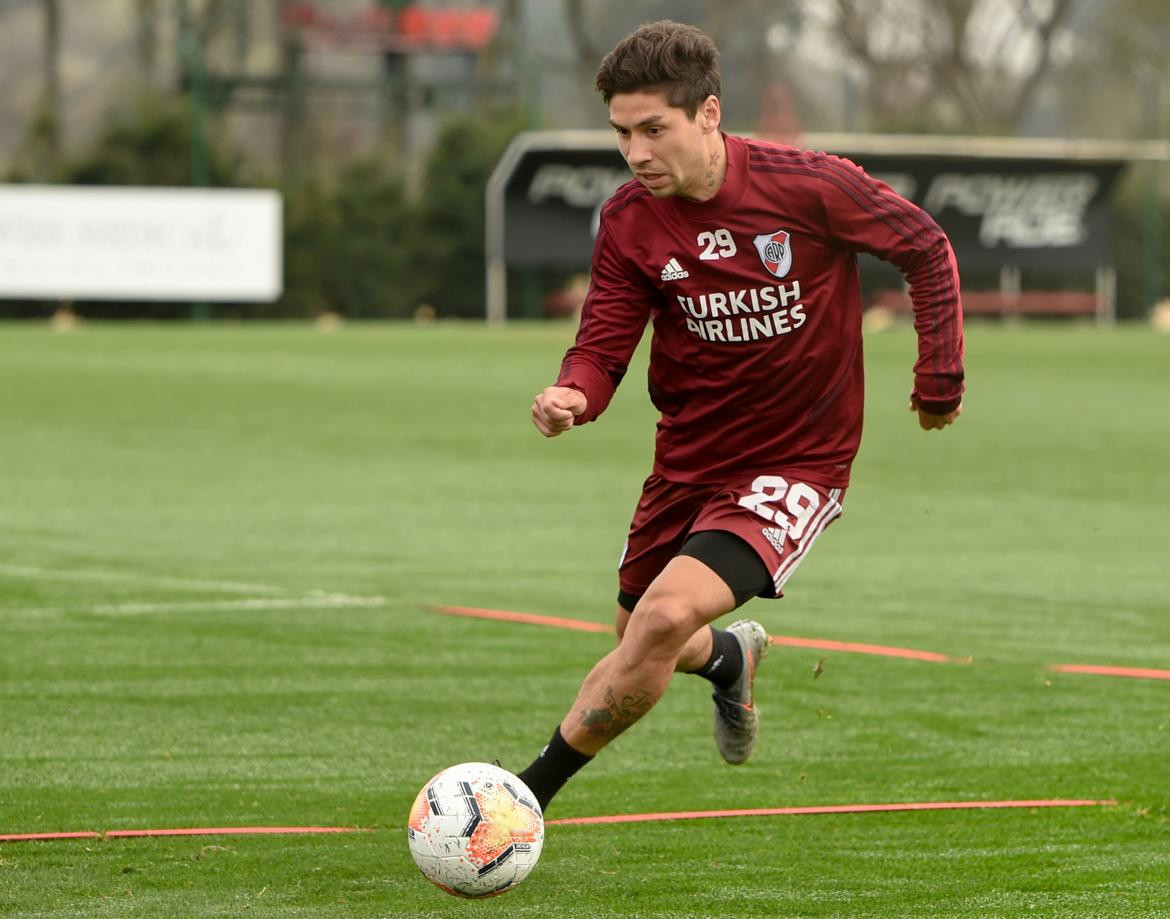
532, 386, 588, 437
538, 215, 653, 434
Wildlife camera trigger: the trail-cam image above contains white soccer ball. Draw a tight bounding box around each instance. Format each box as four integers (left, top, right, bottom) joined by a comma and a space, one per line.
406, 762, 544, 898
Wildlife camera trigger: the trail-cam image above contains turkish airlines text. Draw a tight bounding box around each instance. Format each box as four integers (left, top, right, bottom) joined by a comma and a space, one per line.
676, 280, 807, 343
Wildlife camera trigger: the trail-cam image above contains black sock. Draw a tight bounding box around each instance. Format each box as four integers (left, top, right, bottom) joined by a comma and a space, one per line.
517, 726, 593, 813
686, 627, 743, 692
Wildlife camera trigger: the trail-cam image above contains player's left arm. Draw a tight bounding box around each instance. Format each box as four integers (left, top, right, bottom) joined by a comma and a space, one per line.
909, 397, 962, 431
818, 158, 965, 429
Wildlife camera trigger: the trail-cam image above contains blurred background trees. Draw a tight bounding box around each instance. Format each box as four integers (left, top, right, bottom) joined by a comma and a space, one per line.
0, 0, 1165, 318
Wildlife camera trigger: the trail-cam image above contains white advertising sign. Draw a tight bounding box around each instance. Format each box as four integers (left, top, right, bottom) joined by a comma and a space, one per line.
0, 185, 282, 301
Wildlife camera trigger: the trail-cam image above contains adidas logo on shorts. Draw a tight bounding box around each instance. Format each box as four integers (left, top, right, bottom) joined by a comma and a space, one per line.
762, 527, 787, 554
660, 258, 689, 281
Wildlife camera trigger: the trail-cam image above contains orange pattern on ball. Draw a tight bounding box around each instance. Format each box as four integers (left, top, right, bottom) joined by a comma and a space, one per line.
464, 784, 540, 865
407, 788, 431, 832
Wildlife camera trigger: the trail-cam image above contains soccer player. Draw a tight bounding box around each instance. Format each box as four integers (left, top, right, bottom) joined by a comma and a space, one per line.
518, 20, 964, 812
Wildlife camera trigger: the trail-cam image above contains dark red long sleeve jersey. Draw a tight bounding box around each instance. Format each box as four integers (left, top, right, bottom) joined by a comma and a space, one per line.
555, 133, 965, 488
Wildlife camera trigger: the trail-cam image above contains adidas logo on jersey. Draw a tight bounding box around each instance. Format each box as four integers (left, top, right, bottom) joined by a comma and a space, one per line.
660, 258, 689, 281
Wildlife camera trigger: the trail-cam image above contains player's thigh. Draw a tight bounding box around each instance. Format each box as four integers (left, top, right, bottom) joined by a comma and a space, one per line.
614, 604, 631, 642
676, 529, 772, 609
624, 555, 737, 651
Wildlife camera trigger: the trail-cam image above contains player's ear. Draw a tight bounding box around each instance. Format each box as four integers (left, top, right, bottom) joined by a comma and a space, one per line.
699, 95, 721, 134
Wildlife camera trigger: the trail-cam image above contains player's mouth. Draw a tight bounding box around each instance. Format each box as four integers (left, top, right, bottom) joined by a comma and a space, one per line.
636, 172, 667, 185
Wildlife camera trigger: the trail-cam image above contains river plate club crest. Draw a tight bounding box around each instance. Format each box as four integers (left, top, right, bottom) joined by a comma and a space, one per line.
753, 229, 793, 278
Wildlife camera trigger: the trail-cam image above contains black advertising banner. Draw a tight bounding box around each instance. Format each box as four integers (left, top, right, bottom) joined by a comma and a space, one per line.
500, 138, 1127, 273
858, 155, 1125, 272
503, 147, 631, 267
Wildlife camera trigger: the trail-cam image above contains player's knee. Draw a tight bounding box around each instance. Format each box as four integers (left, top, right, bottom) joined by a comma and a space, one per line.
629, 592, 696, 649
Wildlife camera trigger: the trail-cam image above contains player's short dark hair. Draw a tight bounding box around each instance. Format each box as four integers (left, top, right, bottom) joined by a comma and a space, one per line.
595, 20, 721, 118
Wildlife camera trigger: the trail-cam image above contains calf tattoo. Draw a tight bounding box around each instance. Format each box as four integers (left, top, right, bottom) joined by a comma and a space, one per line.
580, 686, 656, 740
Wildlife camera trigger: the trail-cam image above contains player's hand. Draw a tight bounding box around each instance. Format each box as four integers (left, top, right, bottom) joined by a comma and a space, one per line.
909, 397, 962, 431
532, 386, 587, 437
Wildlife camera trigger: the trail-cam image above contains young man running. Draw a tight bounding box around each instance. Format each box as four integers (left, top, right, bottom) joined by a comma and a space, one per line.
520, 20, 964, 812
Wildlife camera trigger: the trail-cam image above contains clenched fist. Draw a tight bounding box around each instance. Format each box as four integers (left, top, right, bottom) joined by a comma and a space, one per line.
909, 397, 963, 431
532, 386, 588, 437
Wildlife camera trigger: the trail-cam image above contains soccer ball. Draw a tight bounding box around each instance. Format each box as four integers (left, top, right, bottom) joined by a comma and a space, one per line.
406, 762, 544, 898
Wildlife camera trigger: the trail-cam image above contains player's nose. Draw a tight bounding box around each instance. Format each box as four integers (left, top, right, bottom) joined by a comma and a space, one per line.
626, 137, 652, 166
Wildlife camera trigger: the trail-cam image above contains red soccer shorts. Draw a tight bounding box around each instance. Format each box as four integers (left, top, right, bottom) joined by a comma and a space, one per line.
618, 472, 845, 601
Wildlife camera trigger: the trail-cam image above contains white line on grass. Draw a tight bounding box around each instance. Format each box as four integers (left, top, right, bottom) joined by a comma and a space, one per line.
1, 593, 390, 618
0, 563, 290, 596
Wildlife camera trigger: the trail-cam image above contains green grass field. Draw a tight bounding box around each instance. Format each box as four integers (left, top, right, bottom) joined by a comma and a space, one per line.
1, 320, 1167, 918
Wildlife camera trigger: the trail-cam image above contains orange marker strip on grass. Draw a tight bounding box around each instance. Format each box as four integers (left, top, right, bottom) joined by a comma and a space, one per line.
769, 634, 965, 663
431, 604, 611, 634
431, 604, 963, 663
1048, 664, 1170, 681
547, 798, 1117, 827
0, 827, 361, 843
105, 826, 362, 839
